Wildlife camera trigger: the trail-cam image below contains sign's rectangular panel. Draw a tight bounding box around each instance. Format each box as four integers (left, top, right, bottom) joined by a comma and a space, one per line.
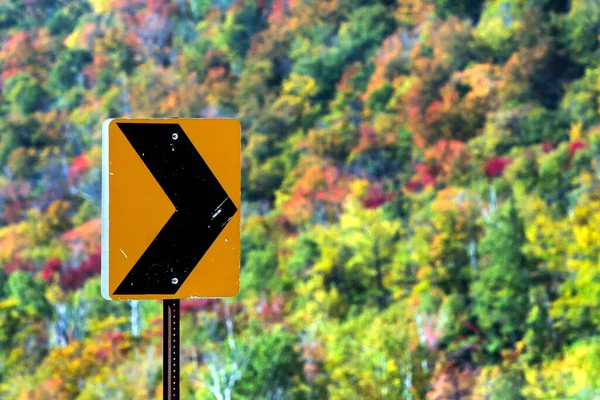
101, 118, 241, 300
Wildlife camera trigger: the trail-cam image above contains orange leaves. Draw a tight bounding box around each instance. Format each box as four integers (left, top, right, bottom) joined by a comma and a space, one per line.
363, 31, 410, 104
0, 29, 56, 81
0, 31, 34, 80
424, 139, 470, 179
427, 362, 478, 400
395, 18, 479, 148
405, 140, 470, 193
203, 66, 234, 109
27, 331, 132, 399
351, 121, 398, 156
160, 73, 206, 116
336, 63, 362, 92
60, 218, 101, 255
497, 44, 550, 102
395, 0, 435, 28
281, 159, 353, 224
453, 63, 501, 103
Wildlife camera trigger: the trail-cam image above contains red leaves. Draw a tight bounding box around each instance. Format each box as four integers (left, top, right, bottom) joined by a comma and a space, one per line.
269, 0, 289, 24
484, 157, 510, 179
405, 178, 426, 193
59, 251, 101, 291
3, 256, 35, 274
362, 185, 395, 209
405, 162, 439, 193
257, 294, 285, 323
109, 331, 125, 344
93, 330, 130, 362
68, 154, 90, 184
569, 140, 587, 158
41, 258, 62, 281
180, 299, 217, 314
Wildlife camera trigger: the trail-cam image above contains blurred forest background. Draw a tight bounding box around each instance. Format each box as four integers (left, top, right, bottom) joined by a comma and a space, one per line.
0, 0, 600, 398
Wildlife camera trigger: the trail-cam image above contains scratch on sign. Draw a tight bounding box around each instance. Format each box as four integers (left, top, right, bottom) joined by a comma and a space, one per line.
212, 198, 228, 219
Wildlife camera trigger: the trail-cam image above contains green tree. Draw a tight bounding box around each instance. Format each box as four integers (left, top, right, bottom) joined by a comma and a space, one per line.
471, 199, 532, 357
3, 73, 47, 115
48, 49, 92, 94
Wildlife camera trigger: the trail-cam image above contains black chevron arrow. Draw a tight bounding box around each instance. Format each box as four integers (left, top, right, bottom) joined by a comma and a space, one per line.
113, 123, 237, 295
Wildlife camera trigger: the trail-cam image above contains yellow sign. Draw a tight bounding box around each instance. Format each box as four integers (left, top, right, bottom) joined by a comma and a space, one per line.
101, 118, 240, 300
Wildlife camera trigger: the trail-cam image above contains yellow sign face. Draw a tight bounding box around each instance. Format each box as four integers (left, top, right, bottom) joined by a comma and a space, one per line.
101, 118, 240, 300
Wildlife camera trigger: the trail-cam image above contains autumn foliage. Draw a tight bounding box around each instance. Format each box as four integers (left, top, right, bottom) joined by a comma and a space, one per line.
1, 0, 600, 398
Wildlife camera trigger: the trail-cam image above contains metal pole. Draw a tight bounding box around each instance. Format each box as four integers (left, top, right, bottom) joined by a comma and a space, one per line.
164, 299, 180, 400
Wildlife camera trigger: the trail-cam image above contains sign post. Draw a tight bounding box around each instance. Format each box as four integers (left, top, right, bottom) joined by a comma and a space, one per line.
164, 299, 180, 400
101, 118, 241, 399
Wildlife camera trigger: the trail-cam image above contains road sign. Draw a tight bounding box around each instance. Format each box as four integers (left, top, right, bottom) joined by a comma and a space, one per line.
101, 118, 241, 300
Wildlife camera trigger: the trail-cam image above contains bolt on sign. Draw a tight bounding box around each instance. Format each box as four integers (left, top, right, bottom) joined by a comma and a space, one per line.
101, 118, 241, 300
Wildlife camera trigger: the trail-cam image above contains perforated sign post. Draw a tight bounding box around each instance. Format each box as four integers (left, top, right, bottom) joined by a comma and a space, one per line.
101, 118, 241, 399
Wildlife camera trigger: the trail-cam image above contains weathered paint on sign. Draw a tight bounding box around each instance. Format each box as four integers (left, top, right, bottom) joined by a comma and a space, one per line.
101, 118, 241, 300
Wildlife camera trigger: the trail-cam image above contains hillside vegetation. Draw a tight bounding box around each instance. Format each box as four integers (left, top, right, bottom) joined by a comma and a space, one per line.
1, 0, 600, 398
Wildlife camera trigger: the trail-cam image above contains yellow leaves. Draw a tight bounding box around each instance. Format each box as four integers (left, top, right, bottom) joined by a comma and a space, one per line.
573, 224, 600, 253
548, 196, 600, 329
570, 120, 584, 142
47, 200, 72, 231
45, 283, 65, 306
282, 73, 318, 99
569, 198, 600, 256
89, 0, 114, 14
0, 220, 30, 261
522, 340, 600, 398
453, 63, 501, 100
0, 296, 19, 310
314, 288, 327, 303
430, 187, 461, 213
63, 32, 78, 49
64, 23, 97, 50
271, 73, 318, 120
523, 213, 566, 266
349, 178, 369, 200
319, 305, 411, 399
386, 359, 398, 373
88, 315, 128, 334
